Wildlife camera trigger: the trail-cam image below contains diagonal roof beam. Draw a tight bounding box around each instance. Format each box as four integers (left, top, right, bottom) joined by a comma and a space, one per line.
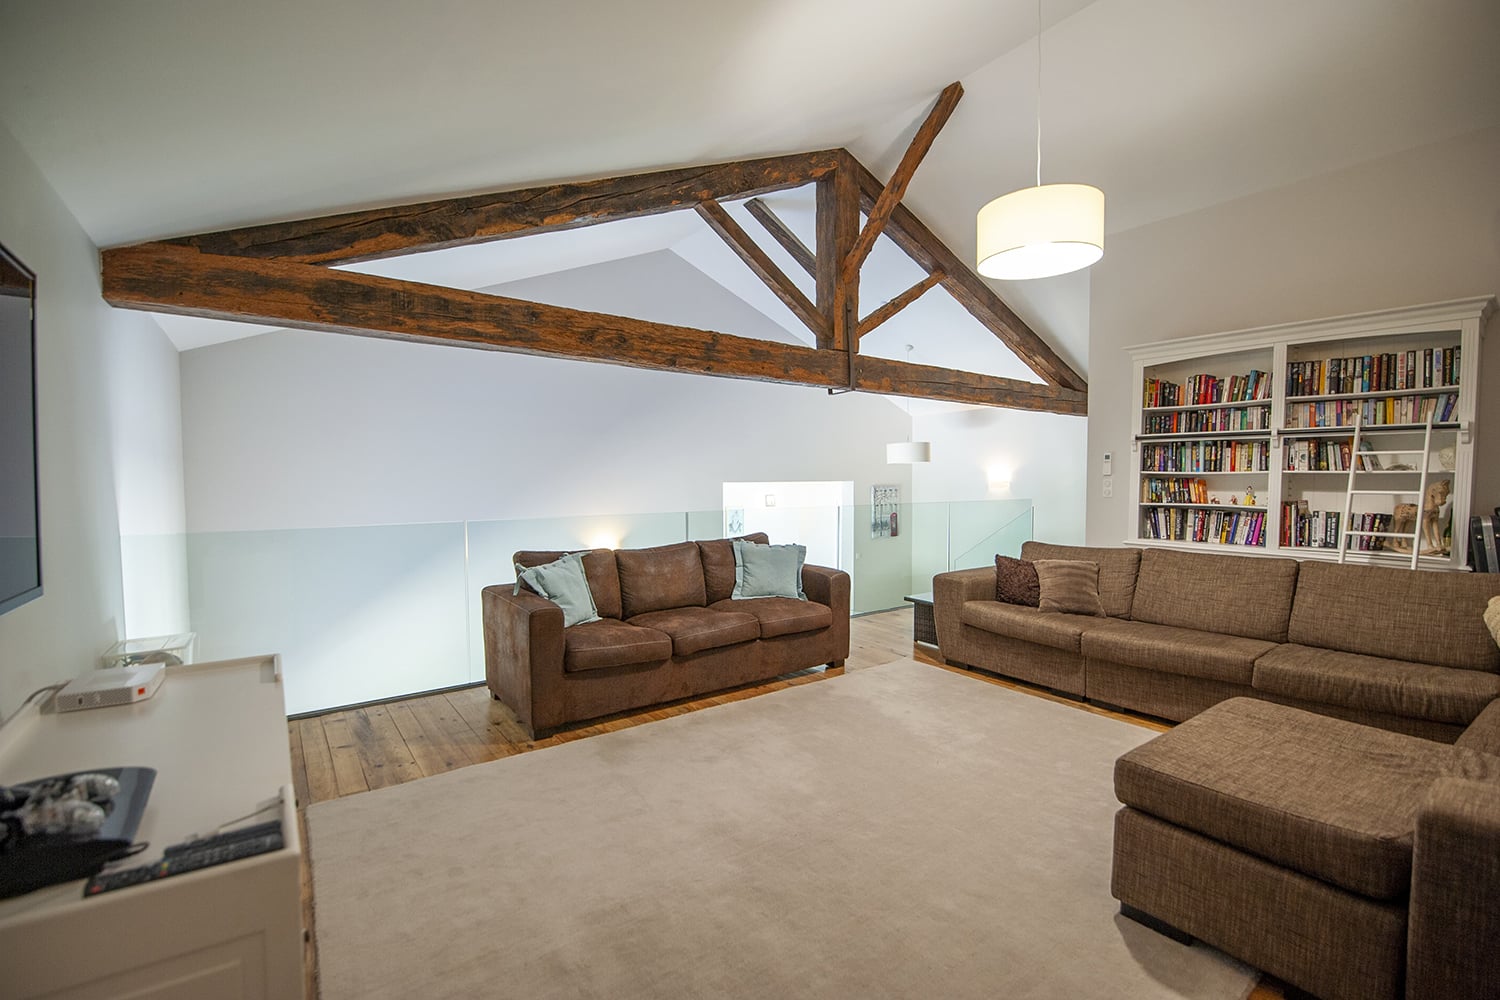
694, 200, 828, 343
846, 156, 1087, 392
857, 270, 944, 340
840, 82, 963, 288
166, 151, 842, 266
100, 241, 1084, 414
744, 198, 816, 278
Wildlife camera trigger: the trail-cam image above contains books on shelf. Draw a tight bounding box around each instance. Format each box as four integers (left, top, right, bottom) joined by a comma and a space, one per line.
1142, 370, 1270, 408
1139, 440, 1270, 473
1282, 392, 1457, 429
1279, 501, 1342, 549
1140, 477, 1209, 504
1285, 346, 1460, 398
1141, 506, 1265, 547
1142, 406, 1269, 434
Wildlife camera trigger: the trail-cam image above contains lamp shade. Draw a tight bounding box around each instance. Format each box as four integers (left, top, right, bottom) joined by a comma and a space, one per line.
976, 183, 1104, 280
886, 441, 931, 464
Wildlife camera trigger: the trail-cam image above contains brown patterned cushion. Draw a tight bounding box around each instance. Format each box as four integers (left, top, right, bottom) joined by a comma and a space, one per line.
1034, 559, 1106, 617
995, 555, 1040, 607
1021, 542, 1140, 618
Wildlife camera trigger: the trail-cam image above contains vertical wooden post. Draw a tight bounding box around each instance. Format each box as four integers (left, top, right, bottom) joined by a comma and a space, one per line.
816, 156, 860, 366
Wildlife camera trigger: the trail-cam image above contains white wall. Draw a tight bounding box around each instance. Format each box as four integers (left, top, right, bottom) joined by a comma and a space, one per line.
0, 123, 187, 715
1087, 125, 1500, 545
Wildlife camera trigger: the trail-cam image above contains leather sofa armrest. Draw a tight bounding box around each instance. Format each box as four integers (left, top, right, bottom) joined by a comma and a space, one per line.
482, 584, 566, 739
1406, 776, 1500, 1000
1455, 698, 1500, 756
933, 567, 996, 662
802, 564, 851, 664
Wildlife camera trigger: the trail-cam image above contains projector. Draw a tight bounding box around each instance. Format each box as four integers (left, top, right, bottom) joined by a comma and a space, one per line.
54, 663, 166, 713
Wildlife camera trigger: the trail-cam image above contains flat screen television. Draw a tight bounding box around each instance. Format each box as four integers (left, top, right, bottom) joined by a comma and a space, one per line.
0, 242, 40, 616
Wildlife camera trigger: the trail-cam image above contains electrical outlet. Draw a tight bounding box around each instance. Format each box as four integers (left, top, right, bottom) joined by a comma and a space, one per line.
1102, 476, 1113, 498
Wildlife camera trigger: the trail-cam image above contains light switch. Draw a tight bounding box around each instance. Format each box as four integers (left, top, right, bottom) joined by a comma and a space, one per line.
1102, 476, 1113, 498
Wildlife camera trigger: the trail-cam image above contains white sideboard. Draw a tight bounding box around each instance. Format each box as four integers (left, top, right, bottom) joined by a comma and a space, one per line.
0, 654, 303, 999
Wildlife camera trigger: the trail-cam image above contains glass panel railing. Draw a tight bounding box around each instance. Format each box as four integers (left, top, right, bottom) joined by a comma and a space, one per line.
131, 499, 1034, 716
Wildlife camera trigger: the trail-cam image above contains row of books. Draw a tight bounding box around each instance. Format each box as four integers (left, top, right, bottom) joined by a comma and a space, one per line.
1142, 405, 1270, 435
1140, 441, 1270, 473
1140, 477, 1210, 504
1283, 393, 1458, 429
1285, 346, 1460, 398
1141, 507, 1266, 547
1279, 502, 1342, 548
1283, 438, 1393, 472
1142, 370, 1271, 409
1346, 511, 1399, 552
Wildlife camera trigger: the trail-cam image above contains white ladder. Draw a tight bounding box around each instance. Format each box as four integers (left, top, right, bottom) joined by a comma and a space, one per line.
1337, 410, 1436, 569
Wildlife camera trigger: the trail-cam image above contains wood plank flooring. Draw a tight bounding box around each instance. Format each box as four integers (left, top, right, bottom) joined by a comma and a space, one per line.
289, 607, 1286, 1000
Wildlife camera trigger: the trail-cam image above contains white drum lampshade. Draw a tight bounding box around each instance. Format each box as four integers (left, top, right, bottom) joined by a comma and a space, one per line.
886, 441, 932, 464
976, 183, 1104, 280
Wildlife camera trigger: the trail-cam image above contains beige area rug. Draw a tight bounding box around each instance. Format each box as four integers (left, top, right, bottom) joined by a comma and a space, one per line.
308, 661, 1256, 999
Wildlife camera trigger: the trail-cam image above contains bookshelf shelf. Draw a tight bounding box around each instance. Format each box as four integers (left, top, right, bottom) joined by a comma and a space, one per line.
1125, 297, 1492, 569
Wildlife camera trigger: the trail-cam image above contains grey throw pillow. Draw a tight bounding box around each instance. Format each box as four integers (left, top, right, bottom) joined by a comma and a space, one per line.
731, 540, 807, 600
516, 552, 602, 627
1034, 559, 1106, 617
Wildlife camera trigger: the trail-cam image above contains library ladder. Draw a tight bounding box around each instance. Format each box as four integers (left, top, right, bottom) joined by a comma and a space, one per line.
1337, 411, 1436, 570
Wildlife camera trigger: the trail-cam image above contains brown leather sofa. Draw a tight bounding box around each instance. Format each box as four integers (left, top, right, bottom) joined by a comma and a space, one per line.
1113, 695, 1500, 1000
934, 541, 1500, 741
482, 534, 850, 738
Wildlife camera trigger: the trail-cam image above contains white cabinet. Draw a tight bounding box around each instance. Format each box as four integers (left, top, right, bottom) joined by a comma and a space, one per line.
1127, 297, 1492, 570
0, 655, 303, 999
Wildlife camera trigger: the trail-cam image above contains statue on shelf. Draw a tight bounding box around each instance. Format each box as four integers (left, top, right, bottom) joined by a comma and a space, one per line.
1421, 479, 1453, 556
1244, 486, 1257, 507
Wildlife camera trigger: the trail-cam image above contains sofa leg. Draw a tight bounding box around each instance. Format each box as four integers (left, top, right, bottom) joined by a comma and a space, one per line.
826, 660, 845, 670
1120, 903, 1195, 946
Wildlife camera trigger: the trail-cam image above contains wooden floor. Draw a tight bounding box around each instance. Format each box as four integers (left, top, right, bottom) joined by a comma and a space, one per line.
288, 607, 1287, 1000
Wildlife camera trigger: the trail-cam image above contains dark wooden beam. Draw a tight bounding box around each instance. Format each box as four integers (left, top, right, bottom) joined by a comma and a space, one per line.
744, 198, 816, 278
855, 355, 1087, 415
856, 270, 945, 340
101, 241, 1079, 412
816, 158, 860, 359
694, 200, 827, 343
848, 157, 1087, 392
164, 151, 842, 266
103, 243, 846, 386
841, 82, 963, 288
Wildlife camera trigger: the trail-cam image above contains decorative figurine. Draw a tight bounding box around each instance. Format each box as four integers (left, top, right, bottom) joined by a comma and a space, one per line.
1244, 486, 1257, 507
1209, 495, 1222, 505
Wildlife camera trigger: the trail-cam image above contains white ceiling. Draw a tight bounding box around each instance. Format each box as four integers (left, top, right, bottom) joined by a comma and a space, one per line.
3, 0, 1498, 385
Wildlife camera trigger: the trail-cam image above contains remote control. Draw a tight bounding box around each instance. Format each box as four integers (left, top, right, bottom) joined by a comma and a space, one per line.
85, 865, 158, 895
84, 825, 284, 896
164, 820, 281, 856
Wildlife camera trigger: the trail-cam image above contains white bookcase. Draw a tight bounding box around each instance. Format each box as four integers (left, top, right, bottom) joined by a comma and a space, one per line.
1126, 297, 1493, 571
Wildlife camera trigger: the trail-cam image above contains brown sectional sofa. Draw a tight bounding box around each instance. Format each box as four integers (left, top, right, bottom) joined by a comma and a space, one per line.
482, 534, 850, 738
933, 541, 1500, 741
1113, 695, 1500, 1000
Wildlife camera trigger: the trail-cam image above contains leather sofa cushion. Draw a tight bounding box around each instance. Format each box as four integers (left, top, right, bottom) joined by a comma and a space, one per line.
1021, 542, 1140, 618
1254, 644, 1500, 726
616, 542, 708, 618
515, 548, 622, 620
697, 533, 770, 604
959, 600, 1115, 654
563, 619, 672, 673
627, 607, 760, 656
1115, 698, 1500, 900
710, 597, 831, 638
1131, 548, 1299, 643
1287, 561, 1500, 671
1081, 619, 1274, 685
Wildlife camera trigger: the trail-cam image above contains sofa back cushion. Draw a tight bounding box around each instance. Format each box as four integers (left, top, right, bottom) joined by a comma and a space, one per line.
616, 541, 708, 618
1020, 542, 1140, 618
698, 533, 771, 604
514, 548, 622, 619
1132, 548, 1299, 642
1288, 561, 1500, 671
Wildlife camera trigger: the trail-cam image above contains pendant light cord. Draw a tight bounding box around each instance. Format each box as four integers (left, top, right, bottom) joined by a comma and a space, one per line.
1035, 0, 1043, 188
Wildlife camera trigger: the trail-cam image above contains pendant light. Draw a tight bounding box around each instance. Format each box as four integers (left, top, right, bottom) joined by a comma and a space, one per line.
976, 0, 1104, 281
886, 345, 932, 464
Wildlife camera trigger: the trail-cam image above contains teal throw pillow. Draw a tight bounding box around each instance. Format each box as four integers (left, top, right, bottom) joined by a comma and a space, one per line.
731, 540, 807, 601
516, 552, 601, 627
